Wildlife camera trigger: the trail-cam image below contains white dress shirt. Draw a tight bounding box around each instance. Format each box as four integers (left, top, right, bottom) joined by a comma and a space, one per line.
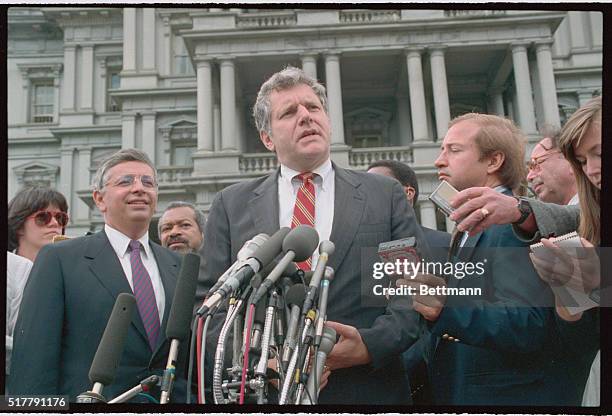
278, 158, 335, 269
104, 225, 165, 322
568, 194, 579, 206
6, 251, 33, 374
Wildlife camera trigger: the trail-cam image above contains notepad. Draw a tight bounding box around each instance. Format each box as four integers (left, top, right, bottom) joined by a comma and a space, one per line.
530, 231, 598, 314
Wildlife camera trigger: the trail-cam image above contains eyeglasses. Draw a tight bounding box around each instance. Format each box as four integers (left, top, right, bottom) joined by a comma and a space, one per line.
527, 150, 562, 172
105, 174, 157, 189
27, 210, 70, 227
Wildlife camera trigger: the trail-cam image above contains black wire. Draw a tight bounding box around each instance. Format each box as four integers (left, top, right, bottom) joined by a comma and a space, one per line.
185, 316, 199, 404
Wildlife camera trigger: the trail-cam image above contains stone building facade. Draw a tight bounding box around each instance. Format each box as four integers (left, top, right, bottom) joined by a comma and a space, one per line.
7, 7, 602, 236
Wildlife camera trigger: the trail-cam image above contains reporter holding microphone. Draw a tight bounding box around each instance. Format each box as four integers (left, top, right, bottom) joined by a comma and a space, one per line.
10, 149, 191, 402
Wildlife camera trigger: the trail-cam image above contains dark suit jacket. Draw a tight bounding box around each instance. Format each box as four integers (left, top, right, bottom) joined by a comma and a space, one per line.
10, 230, 189, 402
402, 226, 450, 402
200, 164, 429, 404
424, 190, 563, 405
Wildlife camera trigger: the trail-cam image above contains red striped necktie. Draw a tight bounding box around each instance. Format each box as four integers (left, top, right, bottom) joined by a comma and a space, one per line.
292, 172, 316, 271
128, 240, 160, 351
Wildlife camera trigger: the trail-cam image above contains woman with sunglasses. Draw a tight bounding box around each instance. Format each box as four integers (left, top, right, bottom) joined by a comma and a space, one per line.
8, 186, 69, 262
6, 186, 69, 386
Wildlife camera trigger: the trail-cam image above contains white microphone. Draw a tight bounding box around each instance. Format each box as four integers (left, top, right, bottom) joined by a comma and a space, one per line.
206, 233, 269, 296
197, 228, 290, 316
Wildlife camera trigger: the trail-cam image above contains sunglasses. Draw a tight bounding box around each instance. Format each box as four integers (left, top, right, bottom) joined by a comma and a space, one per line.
27, 210, 70, 227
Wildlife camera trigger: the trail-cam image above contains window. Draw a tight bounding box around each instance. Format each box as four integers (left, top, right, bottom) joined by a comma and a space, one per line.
107, 69, 122, 112
31, 82, 54, 123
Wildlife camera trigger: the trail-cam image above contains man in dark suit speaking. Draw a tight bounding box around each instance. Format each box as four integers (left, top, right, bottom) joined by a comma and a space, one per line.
200, 66, 429, 404
10, 149, 188, 402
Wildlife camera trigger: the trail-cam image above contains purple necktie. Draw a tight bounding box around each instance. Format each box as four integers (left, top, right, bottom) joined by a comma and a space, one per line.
129, 240, 160, 351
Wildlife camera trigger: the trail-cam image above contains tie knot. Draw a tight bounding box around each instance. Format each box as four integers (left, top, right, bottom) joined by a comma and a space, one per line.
296, 172, 315, 184
129, 240, 142, 252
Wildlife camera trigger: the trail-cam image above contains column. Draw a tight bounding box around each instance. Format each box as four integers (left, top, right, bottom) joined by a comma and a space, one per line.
76, 147, 92, 221
162, 16, 172, 76
488, 88, 505, 116
142, 8, 156, 70
419, 200, 437, 230
53, 73, 61, 121
62, 45, 77, 111
535, 39, 560, 128
81, 45, 94, 111
511, 42, 537, 135
396, 93, 413, 146
21, 74, 29, 123
122, 113, 137, 149
405, 48, 429, 142
324, 53, 345, 146
429, 47, 451, 140
214, 103, 221, 152
301, 54, 317, 79
142, 112, 157, 164
220, 58, 237, 151
59, 148, 74, 214
196, 60, 214, 152
123, 8, 137, 71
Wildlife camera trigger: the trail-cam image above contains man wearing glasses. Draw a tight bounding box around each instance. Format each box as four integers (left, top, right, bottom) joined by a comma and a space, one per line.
527, 126, 578, 205
10, 149, 190, 403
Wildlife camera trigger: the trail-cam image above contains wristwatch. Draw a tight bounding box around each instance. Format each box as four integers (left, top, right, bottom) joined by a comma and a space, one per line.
513, 196, 532, 225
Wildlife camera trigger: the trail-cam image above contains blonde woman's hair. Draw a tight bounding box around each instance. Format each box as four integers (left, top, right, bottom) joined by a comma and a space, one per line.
448, 113, 528, 195
558, 95, 601, 245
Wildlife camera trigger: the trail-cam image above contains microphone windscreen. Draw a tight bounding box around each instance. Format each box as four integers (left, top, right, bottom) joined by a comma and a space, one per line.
285, 283, 307, 307
320, 326, 337, 355
282, 225, 319, 261
318, 240, 335, 256
89, 293, 136, 386
166, 253, 201, 340
253, 227, 291, 268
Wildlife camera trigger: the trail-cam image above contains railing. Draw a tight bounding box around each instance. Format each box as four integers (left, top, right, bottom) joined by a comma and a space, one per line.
157, 166, 193, 184
444, 10, 506, 18
339, 10, 400, 24
349, 146, 413, 169
237, 11, 297, 29
239, 153, 278, 174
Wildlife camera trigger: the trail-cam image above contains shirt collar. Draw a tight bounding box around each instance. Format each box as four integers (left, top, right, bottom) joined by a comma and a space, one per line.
279, 158, 333, 191
104, 224, 152, 259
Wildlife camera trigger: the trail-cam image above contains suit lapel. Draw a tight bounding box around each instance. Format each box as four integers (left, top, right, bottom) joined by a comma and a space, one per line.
86, 231, 149, 345
150, 242, 180, 356
249, 170, 281, 235
327, 166, 365, 272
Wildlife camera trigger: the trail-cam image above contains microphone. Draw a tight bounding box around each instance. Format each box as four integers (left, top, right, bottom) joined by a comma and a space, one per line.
281, 284, 307, 370
314, 267, 334, 347
302, 241, 335, 315
251, 225, 319, 304
160, 253, 201, 404
197, 227, 291, 316
206, 233, 269, 296
76, 293, 136, 403
302, 325, 337, 404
